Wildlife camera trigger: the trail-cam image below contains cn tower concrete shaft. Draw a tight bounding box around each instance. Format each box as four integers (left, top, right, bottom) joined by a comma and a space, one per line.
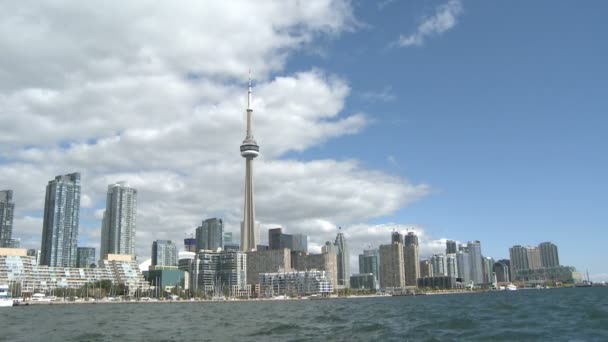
240, 75, 259, 251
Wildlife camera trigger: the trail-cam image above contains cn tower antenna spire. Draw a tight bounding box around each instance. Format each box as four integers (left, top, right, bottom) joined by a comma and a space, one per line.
247, 70, 253, 110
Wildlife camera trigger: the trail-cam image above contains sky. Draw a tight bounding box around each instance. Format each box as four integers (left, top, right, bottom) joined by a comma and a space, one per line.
1, 1, 606, 281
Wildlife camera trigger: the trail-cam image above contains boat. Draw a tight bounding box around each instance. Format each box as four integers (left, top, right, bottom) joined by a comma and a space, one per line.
0, 285, 14, 307
506, 284, 517, 291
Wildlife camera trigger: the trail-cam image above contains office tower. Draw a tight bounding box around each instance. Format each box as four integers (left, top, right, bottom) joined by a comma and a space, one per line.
240, 75, 260, 252
268, 228, 282, 250
359, 249, 380, 286
467, 241, 484, 285
76, 247, 96, 268
494, 260, 510, 283
430, 254, 446, 276
403, 232, 420, 286
446, 254, 458, 278
334, 231, 350, 287
526, 246, 542, 270
379, 243, 405, 288
0, 190, 15, 248
184, 237, 197, 253
152, 240, 178, 267
100, 181, 137, 260
40, 173, 81, 267
539, 242, 559, 268
391, 231, 404, 244
268, 227, 308, 253
196, 218, 224, 251
419, 259, 433, 278
482, 256, 495, 285
456, 250, 471, 284
446, 240, 457, 254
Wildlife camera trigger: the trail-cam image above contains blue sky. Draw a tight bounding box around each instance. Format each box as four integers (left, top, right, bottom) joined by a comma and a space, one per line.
1, 0, 606, 280
285, 1, 608, 275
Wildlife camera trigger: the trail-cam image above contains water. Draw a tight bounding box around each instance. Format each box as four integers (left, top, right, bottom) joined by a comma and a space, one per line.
1, 287, 607, 341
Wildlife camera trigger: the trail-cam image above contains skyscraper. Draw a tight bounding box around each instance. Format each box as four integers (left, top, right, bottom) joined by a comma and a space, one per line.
359, 249, 379, 286
539, 242, 559, 268
482, 256, 495, 285
240, 75, 260, 252
446, 254, 458, 278
403, 232, 420, 286
151, 240, 178, 267
379, 242, 405, 289
334, 231, 350, 287
268, 227, 308, 253
446, 240, 457, 254
509, 245, 529, 277
456, 249, 471, 284
76, 247, 96, 268
100, 182, 137, 260
391, 231, 403, 244
467, 240, 484, 285
40, 173, 81, 267
0, 190, 15, 248
184, 237, 197, 253
196, 218, 224, 251
526, 246, 542, 270
430, 254, 446, 276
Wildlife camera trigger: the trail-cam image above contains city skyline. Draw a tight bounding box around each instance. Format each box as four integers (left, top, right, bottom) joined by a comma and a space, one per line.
0, 1, 606, 281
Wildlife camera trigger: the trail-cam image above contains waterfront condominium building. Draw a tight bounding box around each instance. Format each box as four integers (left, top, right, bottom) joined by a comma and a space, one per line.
391, 231, 404, 244
76, 247, 96, 268
379, 242, 405, 289
40, 173, 81, 267
196, 218, 224, 252
246, 248, 292, 286
184, 237, 197, 253
359, 249, 380, 287
482, 256, 495, 285
0, 190, 15, 248
456, 250, 471, 284
268, 227, 308, 253
334, 231, 350, 287
292, 250, 338, 290
539, 242, 560, 268
403, 232, 420, 286
100, 181, 137, 260
526, 246, 542, 270
430, 254, 446, 276
509, 245, 529, 276
152, 240, 178, 267
419, 259, 433, 278
446, 254, 458, 278
467, 241, 484, 285
446, 240, 457, 254
494, 260, 510, 283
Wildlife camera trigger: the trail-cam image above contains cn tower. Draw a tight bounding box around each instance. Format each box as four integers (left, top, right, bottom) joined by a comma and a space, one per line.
240, 74, 260, 252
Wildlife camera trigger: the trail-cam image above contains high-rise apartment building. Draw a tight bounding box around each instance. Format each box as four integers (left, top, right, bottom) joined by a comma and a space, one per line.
482, 256, 495, 285
391, 231, 404, 244
467, 241, 484, 285
196, 218, 224, 252
292, 250, 338, 289
446, 254, 458, 278
526, 246, 542, 270
379, 242, 405, 289
419, 259, 433, 278
152, 240, 178, 267
456, 250, 471, 284
446, 240, 457, 254
40, 173, 81, 267
76, 247, 96, 268
539, 242, 559, 268
494, 260, 510, 283
100, 182, 137, 260
430, 254, 446, 276
509, 245, 529, 276
0, 190, 15, 248
403, 232, 420, 286
334, 231, 350, 287
246, 248, 291, 286
268, 227, 308, 253
184, 237, 197, 253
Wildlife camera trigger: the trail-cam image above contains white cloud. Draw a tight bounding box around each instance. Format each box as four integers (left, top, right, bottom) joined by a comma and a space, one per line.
0, 1, 432, 262
397, 0, 463, 47
360, 86, 396, 103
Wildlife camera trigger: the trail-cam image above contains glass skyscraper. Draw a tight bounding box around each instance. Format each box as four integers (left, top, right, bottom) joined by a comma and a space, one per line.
100, 181, 138, 259
196, 218, 224, 251
467, 240, 484, 285
40, 173, 81, 267
152, 240, 178, 267
76, 247, 96, 268
334, 231, 350, 287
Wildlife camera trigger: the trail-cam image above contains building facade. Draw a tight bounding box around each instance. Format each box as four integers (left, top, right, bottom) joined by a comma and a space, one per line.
258, 270, 333, 297
184, 238, 197, 253
467, 241, 484, 285
196, 218, 224, 252
539, 242, 559, 268
379, 243, 405, 289
246, 248, 291, 286
190, 250, 248, 296
152, 240, 178, 267
0, 190, 16, 248
76, 247, 96, 268
350, 273, 377, 290
100, 182, 137, 260
292, 251, 338, 290
268, 228, 308, 253
403, 232, 420, 286
446, 240, 457, 254
430, 254, 446, 276
40, 173, 81, 267
494, 260, 510, 283
359, 249, 379, 287
456, 250, 471, 284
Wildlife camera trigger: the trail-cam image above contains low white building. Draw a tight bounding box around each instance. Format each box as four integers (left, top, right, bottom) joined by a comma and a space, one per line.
258, 270, 333, 297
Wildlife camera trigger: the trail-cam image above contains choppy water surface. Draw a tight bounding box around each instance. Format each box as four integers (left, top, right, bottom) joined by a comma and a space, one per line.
1, 287, 607, 341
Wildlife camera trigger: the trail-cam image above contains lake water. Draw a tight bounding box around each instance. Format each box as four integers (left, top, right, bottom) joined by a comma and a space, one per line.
1, 287, 607, 341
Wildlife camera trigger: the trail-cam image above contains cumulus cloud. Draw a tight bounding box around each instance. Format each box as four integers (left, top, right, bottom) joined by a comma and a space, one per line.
397, 0, 463, 47
1, 1, 431, 262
